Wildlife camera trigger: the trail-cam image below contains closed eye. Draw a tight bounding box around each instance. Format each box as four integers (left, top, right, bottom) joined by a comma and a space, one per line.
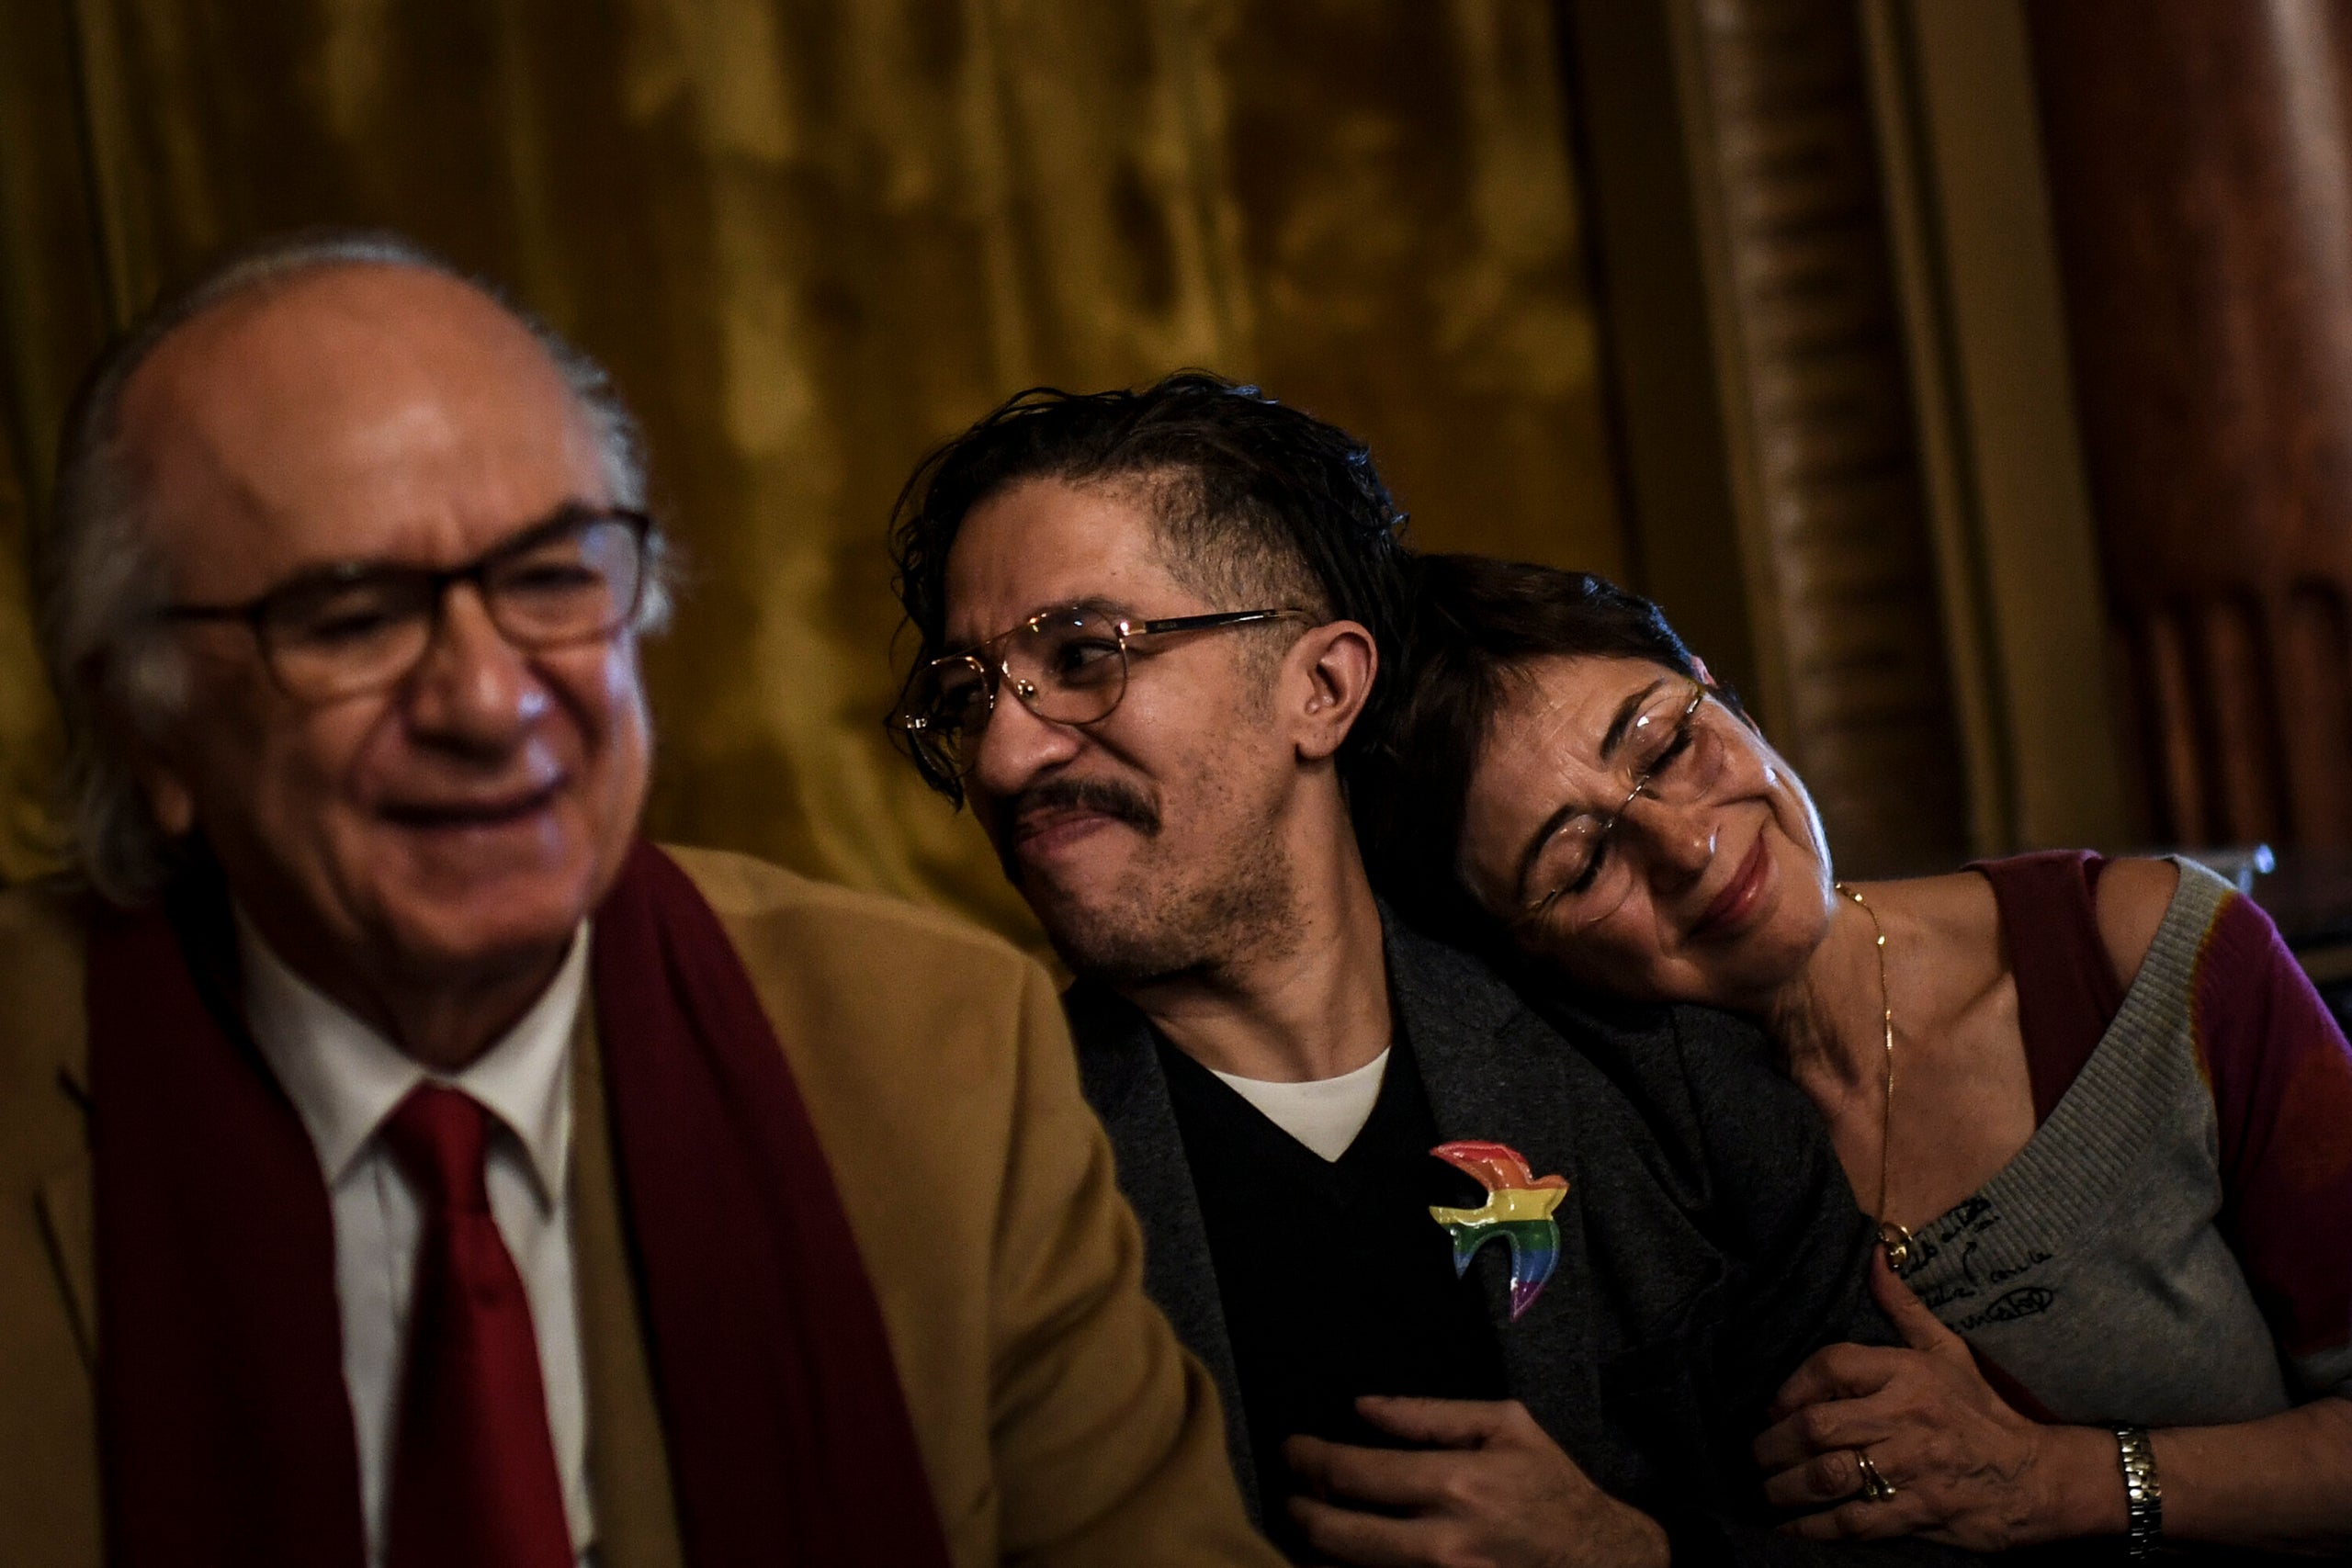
1049, 637, 1123, 673
1648, 725, 1695, 775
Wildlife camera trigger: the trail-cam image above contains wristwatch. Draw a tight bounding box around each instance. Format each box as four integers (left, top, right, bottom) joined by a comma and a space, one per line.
2112, 1426, 2162, 1558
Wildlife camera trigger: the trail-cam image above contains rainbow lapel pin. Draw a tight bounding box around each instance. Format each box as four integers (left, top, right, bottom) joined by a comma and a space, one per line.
1428, 1140, 1568, 1321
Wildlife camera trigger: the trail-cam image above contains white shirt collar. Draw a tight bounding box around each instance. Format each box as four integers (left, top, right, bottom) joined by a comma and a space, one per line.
239, 911, 588, 1207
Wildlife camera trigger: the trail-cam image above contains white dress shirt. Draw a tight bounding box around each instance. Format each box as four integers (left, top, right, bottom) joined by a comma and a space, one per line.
240, 915, 596, 1567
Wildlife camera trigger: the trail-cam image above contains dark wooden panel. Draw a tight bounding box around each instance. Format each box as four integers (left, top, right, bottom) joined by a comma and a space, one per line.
1684, 0, 1970, 874
2031, 0, 2352, 848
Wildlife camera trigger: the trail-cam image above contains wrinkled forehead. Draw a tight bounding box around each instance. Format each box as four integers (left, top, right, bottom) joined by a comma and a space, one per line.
942, 474, 1198, 647
118, 265, 604, 589
1485, 654, 1683, 774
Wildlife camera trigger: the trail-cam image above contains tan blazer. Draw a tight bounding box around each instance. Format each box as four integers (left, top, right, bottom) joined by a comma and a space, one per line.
0, 845, 1280, 1568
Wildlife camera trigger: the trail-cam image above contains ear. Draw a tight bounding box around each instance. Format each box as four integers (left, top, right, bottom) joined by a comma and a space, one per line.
111, 685, 198, 839
1690, 655, 1714, 688
135, 755, 197, 839
1286, 619, 1378, 764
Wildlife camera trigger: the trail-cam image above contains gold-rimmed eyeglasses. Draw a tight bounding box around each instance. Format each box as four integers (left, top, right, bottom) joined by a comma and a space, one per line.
897, 603, 1309, 783
155, 505, 655, 705
1515, 678, 1720, 928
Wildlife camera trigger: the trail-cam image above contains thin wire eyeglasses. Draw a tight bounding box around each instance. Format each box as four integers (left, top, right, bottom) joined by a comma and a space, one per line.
897, 603, 1310, 783
1515, 678, 1712, 927
154, 505, 654, 704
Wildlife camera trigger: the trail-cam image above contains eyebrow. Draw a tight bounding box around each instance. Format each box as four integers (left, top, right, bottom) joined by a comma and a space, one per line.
946, 596, 1136, 657
1599, 678, 1667, 761
1509, 677, 1668, 906
283, 500, 605, 582
247, 502, 610, 604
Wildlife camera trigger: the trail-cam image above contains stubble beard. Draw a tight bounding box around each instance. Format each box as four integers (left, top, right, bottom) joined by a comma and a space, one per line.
1030, 797, 1304, 990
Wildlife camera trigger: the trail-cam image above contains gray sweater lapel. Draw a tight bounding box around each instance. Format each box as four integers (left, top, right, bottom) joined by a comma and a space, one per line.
1383, 913, 1597, 1457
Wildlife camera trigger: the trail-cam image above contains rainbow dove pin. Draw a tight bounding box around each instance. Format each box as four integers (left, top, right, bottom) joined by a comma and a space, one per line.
1428, 1140, 1568, 1321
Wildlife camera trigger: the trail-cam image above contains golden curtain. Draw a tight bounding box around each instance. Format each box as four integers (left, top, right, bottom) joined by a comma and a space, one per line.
0, 0, 1618, 942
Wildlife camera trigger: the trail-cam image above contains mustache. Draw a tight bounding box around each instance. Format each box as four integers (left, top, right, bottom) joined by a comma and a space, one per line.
1009, 777, 1162, 835
995, 777, 1160, 882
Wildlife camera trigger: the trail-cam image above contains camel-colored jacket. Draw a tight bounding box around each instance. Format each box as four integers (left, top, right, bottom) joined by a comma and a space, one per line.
0, 845, 1279, 1568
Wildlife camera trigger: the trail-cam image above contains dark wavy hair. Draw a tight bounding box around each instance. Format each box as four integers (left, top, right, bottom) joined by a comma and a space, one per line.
1351, 553, 1737, 937
887, 370, 1411, 805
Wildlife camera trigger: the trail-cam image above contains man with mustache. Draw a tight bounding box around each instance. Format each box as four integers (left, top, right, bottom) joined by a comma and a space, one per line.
0, 233, 1278, 1568
887, 375, 1978, 1567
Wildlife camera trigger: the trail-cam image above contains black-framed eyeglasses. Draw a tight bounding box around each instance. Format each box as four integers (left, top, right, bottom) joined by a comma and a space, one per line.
155, 504, 655, 704
896, 603, 1310, 783
1514, 678, 1717, 928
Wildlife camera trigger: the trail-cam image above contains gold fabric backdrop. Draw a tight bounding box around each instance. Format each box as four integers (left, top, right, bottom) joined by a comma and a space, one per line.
0, 0, 1619, 942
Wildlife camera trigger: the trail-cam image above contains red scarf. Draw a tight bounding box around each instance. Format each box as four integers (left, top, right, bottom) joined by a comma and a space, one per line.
89, 840, 955, 1568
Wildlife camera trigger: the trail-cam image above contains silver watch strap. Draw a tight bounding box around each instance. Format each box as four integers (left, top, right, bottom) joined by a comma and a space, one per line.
2112, 1425, 2163, 1558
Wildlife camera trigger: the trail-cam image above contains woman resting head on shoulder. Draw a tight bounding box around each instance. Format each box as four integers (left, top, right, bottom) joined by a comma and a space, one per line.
1351, 552, 2352, 1557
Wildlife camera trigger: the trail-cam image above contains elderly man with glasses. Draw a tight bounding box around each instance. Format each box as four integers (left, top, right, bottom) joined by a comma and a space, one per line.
0, 233, 1280, 1568
886, 374, 1981, 1568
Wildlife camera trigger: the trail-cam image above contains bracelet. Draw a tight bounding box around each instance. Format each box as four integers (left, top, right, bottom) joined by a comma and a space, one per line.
2111, 1425, 2163, 1558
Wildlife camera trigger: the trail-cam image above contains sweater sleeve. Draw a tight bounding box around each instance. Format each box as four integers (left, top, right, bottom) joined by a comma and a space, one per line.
2192, 891, 2352, 1399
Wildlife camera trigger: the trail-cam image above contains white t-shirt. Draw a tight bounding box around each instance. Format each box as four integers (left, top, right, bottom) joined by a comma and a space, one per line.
1209, 1048, 1392, 1162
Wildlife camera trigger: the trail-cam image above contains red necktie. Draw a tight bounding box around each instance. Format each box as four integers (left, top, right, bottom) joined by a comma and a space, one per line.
380, 1084, 573, 1568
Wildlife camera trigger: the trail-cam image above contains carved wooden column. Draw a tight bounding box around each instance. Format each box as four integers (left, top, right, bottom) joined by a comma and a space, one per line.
1670, 0, 1970, 874
2030, 0, 2352, 849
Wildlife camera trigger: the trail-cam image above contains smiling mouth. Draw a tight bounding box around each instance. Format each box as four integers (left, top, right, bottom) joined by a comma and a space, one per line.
1690, 832, 1770, 942
379, 781, 563, 830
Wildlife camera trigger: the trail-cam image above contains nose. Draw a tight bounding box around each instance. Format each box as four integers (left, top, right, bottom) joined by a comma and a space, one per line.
1622, 793, 1715, 890
966, 682, 1083, 807
401, 584, 548, 754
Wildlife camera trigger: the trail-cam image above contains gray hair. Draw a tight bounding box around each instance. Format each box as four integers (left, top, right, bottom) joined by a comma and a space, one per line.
35, 227, 671, 906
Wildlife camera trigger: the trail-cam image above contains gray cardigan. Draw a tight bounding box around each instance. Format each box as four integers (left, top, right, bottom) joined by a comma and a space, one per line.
1068, 913, 1981, 1565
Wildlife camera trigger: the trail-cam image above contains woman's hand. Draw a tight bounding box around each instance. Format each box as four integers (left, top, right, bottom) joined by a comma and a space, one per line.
1750, 1253, 2123, 1550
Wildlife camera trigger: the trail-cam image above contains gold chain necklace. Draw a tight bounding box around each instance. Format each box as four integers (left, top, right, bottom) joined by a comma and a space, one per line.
1833, 882, 1917, 1272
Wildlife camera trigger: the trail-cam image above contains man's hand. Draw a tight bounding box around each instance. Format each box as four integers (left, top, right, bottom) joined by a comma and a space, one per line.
1283, 1396, 1668, 1568
1751, 1253, 2116, 1550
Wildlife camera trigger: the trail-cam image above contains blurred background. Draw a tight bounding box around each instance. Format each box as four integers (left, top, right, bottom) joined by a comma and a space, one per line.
2, 0, 2346, 953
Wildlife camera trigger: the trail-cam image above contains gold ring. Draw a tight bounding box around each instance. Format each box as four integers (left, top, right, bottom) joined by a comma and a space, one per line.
1854, 1450, 1898, 1502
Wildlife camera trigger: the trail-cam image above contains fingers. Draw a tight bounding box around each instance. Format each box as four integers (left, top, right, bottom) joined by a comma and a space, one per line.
1766, 1341, 1908, 1422
1287, 1495, 1438, 1568
1754, 1390, 1899, 1472
1350, 1394, 1519, 1450
1283, 1434, 1455, 1511
1780, 1488, 1930, 1544
1868, 1250, 1966, 1359
1759, 1442, 1878, 1510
